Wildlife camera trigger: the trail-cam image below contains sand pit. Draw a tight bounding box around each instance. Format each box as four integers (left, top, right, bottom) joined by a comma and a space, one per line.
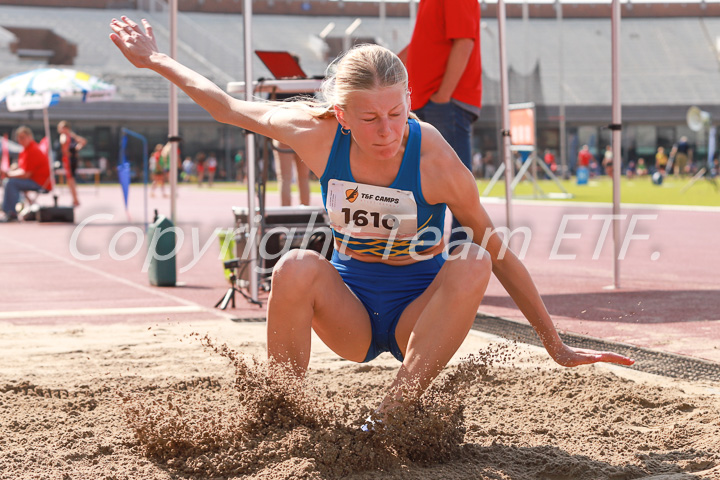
1, 319, 719, 480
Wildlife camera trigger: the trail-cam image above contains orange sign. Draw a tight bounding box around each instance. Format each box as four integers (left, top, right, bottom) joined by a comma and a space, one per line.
509, 107, 535, 147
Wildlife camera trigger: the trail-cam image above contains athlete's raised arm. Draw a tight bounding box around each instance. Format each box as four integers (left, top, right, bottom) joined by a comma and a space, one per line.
108, 16, 321, 150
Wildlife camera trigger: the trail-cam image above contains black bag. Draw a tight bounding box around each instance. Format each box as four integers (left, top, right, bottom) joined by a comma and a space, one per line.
37, 205, 74, 223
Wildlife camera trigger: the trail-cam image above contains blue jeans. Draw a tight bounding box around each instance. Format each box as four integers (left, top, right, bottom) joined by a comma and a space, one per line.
415, 101, 477, 243
2, 177, 43, 217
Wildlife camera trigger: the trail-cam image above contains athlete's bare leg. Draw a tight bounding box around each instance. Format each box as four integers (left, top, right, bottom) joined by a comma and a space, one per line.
266, 249, 372, 376
67, 177, 80, 206
379, 244, 492, 412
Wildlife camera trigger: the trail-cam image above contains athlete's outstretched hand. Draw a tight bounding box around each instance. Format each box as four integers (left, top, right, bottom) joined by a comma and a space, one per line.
551, 343, 634, 367
109, 16, 159, 69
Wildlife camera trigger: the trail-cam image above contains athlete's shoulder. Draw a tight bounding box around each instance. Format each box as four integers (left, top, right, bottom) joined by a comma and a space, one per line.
417, 120, 476, 205
417, 120, 461, 169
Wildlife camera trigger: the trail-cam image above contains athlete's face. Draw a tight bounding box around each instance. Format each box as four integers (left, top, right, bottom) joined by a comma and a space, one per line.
335, 85, 411, 160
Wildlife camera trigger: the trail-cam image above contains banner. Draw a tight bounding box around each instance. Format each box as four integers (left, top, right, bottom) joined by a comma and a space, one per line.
509, 103, 536, 151
6, 93, 54, 112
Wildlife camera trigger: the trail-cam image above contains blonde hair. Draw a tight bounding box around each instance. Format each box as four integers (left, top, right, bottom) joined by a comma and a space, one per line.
267, 44, 417, 120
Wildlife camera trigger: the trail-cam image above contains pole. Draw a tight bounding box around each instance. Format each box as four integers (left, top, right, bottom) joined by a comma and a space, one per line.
42, 108, 55, 192
169, 0, 179, 224
556, 0, 567, 178
243, 0, 259, 303
611, 0, 622, 289
379, 0, 386, 44
409, 0, 417, 33
522, 1, 529, 100
497, 0, 514, 231
344, 18, 362, 53
142, 136, 149, 229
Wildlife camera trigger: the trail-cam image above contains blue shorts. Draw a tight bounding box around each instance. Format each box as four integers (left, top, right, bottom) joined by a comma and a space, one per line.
331, 251, 445, 363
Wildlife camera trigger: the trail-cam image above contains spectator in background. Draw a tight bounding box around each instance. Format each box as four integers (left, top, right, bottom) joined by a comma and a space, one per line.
269, 69, 312, 206
273, 140, 310, 206
206, 151, 218, 187
400, 0, 482, 243
195, 151, 206, 186
57, 120, 87, 207
543, 149, 557, 178
602, 145, 614, 177
483, 151, 496, 179
635, 158, 648, 177
149, 143, 167, 197
577, 144, 592, 170
655, 146, 668, 175
471, 150, 483, 178
626, 159, 636, 179
576, 144, 592, 185
669, 136, 692, 177
182, 156, 194, 182
98, 156, 108, 179
234, 149, 246, 183
1, 126, 51, 222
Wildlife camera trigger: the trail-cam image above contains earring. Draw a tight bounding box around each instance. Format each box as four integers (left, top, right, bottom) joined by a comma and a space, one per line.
341, 126, 351, 136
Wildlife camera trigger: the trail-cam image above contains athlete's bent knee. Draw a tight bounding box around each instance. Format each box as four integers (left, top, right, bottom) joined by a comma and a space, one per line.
446, 244, 492, 293
271, 249, 326, 292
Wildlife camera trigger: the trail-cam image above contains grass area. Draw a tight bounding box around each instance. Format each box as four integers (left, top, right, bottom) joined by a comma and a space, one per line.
479, 175, 720, 207
196, 176, 720, 207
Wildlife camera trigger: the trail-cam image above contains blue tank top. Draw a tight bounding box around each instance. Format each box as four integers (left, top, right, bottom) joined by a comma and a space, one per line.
320, 118, 446, 259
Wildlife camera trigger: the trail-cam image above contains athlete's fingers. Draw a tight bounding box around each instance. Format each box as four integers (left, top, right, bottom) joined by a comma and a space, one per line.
109, 18, 126, 35
142, 18, 155, 41
596, 352, 635, 366
122, 15, 140, 31
110, 18, 135, 41
554, 345, 634, 367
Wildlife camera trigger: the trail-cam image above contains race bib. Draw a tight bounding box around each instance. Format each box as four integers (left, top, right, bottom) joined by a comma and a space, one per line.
326, 179, 418, 240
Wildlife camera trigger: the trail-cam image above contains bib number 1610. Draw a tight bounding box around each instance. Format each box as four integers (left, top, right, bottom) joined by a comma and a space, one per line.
342, 208, 397, 230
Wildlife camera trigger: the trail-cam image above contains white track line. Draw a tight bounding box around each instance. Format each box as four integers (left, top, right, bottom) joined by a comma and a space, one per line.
0, 305, 205, 320
480, 196, 720, 212
0, 236, 236, 321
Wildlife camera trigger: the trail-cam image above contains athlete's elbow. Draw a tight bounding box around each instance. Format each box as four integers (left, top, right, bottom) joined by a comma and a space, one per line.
209, 108, 228, 124
208, 102, 235, 125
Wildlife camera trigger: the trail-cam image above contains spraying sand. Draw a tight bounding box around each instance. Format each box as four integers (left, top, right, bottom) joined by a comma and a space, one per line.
1, 319, 718, 479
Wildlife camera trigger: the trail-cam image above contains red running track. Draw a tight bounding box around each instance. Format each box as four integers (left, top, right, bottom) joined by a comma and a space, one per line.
0, 183, 718, 362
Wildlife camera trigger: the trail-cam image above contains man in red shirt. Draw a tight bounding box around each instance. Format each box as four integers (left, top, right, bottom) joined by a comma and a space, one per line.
400, 0, 481, 243
1, 126, 51, 222
577, 144, 593, 168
